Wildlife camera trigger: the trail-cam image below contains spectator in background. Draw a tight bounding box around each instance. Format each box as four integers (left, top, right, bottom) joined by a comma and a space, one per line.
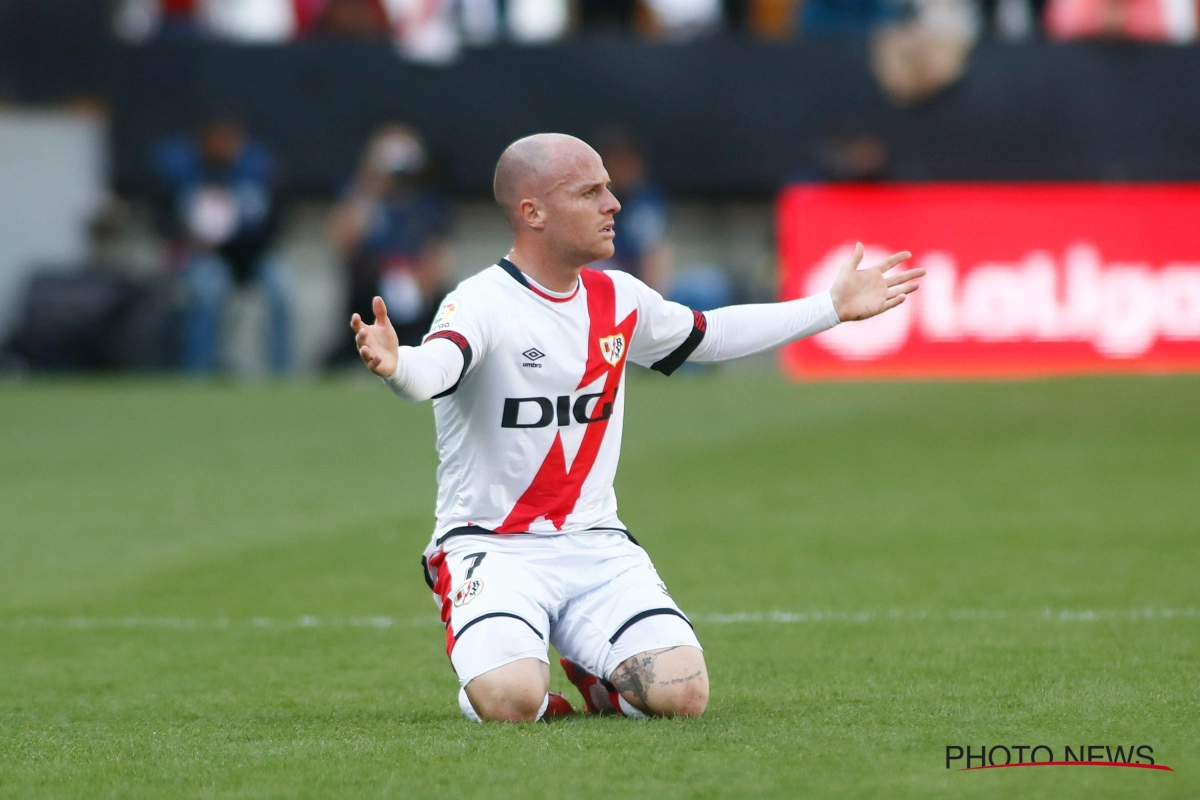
592, 127, 672, 295
116, 0, 295, 41
204, 0, 297, 41
1044, 0, 1195, 41
869, 0, 978, 106
578, 0, 639, 31
799, 0, 906, 35
643, 0, 724, 37
326, 124, 451, 367
155, 117, 292, 373
294, 0, 391, 37
979, 0, 1047, 38
1, 202, 179, 373
159, 0, 202, 36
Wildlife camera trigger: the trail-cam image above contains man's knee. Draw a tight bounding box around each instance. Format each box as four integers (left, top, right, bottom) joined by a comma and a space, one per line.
611, 646, 709, 718
463, 657, 550, 722
654, 673, 709, 718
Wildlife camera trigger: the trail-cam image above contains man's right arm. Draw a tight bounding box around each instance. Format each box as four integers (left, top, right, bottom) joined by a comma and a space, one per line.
351, 293, 482, 402
383, 339, 465, 402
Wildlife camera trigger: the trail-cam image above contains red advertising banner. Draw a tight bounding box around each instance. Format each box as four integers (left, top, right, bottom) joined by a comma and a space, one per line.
778, 184, 1200, 379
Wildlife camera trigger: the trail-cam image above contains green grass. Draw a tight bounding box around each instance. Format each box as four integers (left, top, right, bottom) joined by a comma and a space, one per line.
1, 373, 1197, 798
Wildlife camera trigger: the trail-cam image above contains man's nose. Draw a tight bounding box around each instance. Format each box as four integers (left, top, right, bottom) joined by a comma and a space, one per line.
601, 188, 621, 214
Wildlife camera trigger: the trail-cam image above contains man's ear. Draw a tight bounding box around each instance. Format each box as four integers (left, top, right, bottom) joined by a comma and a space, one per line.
520, 198, 545, 230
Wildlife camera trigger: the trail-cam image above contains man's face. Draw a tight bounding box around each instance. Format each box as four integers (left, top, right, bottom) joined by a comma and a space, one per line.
538, 149, 621, 266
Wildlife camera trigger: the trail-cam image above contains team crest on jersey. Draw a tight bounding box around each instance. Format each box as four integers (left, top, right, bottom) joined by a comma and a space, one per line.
599, 333, 626, 367
453, 579, 484, 607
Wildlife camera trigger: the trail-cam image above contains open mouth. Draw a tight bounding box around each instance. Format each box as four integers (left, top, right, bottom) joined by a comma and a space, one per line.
601, 223, 615, 235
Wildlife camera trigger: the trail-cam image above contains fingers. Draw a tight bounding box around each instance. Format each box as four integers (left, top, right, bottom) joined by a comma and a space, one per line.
874, 251, 913, 274
885, 267, 925, 287
840, 242, 865, 273
372, 295, 389, 325
359, 345, 382, 372
350, 313, 363, 333
882, 293, 907, 311
887, 281, 921, 299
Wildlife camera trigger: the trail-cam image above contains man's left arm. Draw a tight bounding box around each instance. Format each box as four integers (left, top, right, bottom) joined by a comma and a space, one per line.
625, 243, 921, 371
691, 243, 920, 362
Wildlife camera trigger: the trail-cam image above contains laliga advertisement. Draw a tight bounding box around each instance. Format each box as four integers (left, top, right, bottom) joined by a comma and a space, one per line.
778, 184, 1200, 379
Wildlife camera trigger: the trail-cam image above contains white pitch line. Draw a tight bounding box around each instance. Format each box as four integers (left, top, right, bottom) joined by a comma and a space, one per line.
0, 609, 1194, 630
696, 608, 1198, 623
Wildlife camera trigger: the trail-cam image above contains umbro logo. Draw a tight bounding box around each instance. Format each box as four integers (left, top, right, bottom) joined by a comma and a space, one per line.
522, 348, 545, 368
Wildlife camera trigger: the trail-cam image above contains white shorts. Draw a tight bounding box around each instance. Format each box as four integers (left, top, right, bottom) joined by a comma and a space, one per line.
423, 531, 701, 687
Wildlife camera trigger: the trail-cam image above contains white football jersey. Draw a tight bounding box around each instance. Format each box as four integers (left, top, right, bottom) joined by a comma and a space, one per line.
420, 258, 706, 558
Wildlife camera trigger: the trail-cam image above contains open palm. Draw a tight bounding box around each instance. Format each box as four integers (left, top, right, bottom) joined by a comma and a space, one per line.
829, 243, 923, 322
350, 295, 400, 376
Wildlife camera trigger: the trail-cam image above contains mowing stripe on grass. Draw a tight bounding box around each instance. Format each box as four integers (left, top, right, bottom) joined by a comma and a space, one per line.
0, 608, 1194, 631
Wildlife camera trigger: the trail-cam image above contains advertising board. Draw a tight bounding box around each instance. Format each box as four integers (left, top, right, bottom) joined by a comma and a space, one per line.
778, 185, 1200, 379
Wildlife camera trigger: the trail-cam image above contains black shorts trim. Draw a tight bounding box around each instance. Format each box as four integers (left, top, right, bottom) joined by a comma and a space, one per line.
423, 330, 473, 398
608, 608, 693, 645
455, 611, 544, 642
650, 310, 707, 376
435, 525, 637, 546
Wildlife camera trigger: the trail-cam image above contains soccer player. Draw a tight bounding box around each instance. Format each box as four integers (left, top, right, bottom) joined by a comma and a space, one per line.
351, 133, 922, 722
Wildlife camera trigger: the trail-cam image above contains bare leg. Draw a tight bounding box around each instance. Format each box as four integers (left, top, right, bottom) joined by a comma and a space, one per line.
609, 646, 709, 717
463, 657, 551, 722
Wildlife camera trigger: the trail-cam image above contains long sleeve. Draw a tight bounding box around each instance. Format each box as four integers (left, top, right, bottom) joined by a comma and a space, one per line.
382, 338, 466, 402
688, 292, 841, 363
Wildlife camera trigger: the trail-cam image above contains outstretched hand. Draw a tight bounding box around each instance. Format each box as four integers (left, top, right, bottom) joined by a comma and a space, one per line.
350, 296, 400, 377
829, 243, 924, 322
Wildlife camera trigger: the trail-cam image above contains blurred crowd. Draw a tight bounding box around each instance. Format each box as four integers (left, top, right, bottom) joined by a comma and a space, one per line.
157, 117, 463, 374
113, 0, 1200, 55
108, 0, 1197, 111
0, 116, 718, 376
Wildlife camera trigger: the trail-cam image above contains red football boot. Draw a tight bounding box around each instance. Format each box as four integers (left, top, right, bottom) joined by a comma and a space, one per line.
560, 658, 621, 715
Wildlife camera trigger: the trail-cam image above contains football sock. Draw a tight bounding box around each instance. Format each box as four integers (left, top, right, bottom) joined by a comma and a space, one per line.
458, 687, 573, 722
617, 694, 648, 719
458, 687, 483, 723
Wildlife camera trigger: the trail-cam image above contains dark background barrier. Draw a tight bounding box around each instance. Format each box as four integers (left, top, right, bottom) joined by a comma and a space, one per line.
5, 1, 1200, 194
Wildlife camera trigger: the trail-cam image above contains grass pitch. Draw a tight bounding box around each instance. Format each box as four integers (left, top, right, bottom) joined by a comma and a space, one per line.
1, 373, 1197, 799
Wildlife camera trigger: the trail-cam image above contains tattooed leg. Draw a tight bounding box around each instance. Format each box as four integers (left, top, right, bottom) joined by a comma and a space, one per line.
609, 645, 709, 717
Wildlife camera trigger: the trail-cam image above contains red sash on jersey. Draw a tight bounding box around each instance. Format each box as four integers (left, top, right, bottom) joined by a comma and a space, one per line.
496, 269, 637, 533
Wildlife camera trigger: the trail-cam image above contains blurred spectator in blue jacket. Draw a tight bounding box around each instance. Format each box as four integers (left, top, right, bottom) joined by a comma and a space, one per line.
593, 127, 672, 295
325, 124, 451, 368
799, 0, 907, 33
155, 117, 291, 373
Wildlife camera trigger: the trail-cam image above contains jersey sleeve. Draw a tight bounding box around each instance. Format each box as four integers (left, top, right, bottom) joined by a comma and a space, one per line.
616, 272, 707, 376
421, 288, 493, 397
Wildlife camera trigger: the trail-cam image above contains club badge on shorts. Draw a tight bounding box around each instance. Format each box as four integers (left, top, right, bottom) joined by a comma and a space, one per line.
453, 579, 484, 607
599, 333, 625, 367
